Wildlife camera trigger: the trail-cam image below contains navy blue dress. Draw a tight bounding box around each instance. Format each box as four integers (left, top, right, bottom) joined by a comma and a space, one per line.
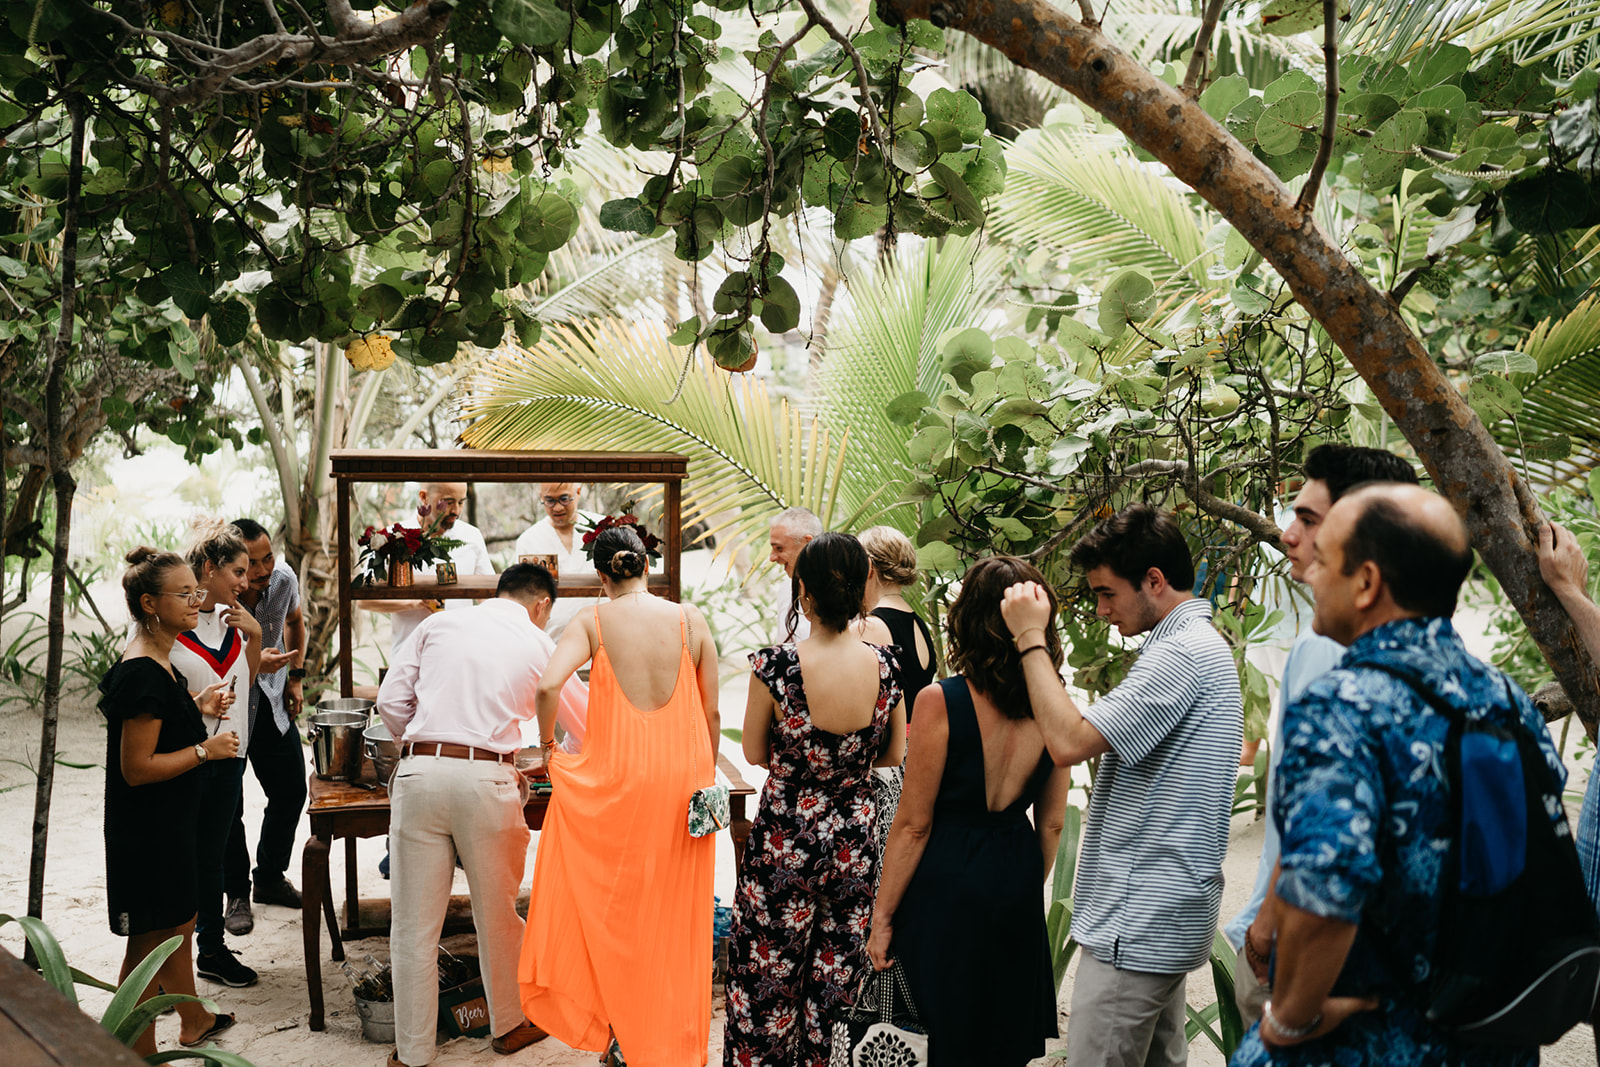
890, 675, 1058, 1067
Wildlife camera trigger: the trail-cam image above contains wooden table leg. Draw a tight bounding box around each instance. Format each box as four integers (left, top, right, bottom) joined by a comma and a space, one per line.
344, 836, 359, 932
302, 835, 329, 1031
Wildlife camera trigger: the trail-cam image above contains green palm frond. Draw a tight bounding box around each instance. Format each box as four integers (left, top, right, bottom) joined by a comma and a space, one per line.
814, 234, 1010, 534
992, 129, 1215, 293
457, 318, 851, 563
1102, 7, 1316, 81
1343, 0, 1600, 65
1504, 294, 1600, 486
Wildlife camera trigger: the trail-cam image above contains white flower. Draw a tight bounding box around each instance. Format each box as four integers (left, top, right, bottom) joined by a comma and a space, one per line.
370, 532, 389, 551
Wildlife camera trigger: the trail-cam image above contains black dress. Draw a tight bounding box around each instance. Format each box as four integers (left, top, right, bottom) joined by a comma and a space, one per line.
890, 675, 1058, 1067
871, 606, 935, 715
100, 657, 207, 936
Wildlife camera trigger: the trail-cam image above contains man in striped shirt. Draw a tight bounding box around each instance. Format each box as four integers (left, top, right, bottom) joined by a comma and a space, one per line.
1003, 503, 1242, 1067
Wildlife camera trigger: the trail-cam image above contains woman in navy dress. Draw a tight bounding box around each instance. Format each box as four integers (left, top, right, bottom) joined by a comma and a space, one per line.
868, 556, 1073, 1066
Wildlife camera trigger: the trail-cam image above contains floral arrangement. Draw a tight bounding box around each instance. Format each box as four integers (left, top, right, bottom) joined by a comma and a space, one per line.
580, 511, 663, 562
354, 504, 464, 585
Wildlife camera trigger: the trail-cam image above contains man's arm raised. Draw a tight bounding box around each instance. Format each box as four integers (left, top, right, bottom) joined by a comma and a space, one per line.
1000, 581, 1111, 766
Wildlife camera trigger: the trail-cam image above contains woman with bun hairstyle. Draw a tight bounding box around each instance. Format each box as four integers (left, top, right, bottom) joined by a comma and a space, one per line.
853, 525, 937, 857
168, 518, 262, 990
101, 547, 240, 1055
867, 556, 1072, 1067
519, 524, 721, 1067
723, 532, 908, 1067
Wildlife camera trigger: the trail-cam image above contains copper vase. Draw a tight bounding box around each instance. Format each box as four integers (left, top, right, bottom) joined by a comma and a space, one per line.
388, 561, 414, 588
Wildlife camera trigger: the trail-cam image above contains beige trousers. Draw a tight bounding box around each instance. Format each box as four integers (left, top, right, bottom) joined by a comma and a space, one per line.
389, 754, 530, 1066
1065, 950, 1189, 1067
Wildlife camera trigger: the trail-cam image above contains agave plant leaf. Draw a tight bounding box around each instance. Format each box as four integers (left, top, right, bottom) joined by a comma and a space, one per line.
145, 1048, 260, 1065
0, 912, 77, 1005
993, 130, 1215, 294
99, 935, 182, 1041
459, 319, 851, 565
1502, 293, 1600, 486
111, 993, 214, 1047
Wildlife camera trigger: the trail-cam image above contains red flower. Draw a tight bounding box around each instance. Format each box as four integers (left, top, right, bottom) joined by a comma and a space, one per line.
402, 528, 422, 553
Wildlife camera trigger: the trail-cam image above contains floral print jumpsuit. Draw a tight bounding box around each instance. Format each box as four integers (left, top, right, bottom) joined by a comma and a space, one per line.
724, 643, 901, 1067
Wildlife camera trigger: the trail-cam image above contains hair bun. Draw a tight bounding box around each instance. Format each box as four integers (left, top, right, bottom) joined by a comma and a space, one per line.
125, 545, 162, 566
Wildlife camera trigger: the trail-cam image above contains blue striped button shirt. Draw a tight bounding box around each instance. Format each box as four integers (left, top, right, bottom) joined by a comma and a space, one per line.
1072, 596, 1244, 974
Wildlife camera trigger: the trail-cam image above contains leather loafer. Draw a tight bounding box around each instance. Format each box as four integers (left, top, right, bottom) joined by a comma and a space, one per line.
386, 1050, 403, 1067
492, 1021, 549, 1054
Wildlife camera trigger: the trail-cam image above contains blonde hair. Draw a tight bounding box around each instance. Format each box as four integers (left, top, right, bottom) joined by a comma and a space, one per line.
858, 525, 918, 587
185, 515, 249, 577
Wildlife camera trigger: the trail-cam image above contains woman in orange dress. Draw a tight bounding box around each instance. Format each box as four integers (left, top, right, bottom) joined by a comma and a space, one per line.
520, 524, 721, 1067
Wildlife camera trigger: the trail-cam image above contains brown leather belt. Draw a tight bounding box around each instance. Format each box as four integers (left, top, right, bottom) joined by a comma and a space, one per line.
402, 741, 515, 764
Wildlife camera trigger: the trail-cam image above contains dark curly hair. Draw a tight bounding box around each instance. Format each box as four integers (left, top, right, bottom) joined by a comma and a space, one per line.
786, 532, 869, 638
593, 525, 649, 581
946, 556, 1063, 721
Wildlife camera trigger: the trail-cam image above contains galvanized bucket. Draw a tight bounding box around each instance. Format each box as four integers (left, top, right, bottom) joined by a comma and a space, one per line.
307, 699, 373, 781
363, 722, 400, 785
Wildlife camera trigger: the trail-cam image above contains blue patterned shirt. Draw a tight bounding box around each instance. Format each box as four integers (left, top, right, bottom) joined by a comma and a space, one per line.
1231, 617, 1559, 1066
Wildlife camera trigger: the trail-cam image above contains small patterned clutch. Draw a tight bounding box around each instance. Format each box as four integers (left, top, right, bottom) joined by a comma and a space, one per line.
687, 782, 730, 837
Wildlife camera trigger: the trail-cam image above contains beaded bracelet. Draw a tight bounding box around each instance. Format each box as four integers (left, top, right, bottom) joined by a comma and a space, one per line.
1263, 1002, 1321, 1041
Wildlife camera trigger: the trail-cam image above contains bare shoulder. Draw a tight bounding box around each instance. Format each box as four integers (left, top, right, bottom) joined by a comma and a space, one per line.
854, 614, 894, 646
910, 682, 949, 730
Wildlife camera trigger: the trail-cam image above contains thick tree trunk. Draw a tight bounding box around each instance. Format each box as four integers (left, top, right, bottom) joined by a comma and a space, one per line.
879, 0, 1600, 728
31, 93, 85, 925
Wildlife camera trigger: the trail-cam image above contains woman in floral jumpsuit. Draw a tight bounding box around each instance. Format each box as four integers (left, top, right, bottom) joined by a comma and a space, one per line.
725, 533, 906, 1066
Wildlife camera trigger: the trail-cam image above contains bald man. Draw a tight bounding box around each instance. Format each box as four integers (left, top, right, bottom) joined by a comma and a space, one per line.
1231, 485, 1564, 1066
358, 482, 495, 653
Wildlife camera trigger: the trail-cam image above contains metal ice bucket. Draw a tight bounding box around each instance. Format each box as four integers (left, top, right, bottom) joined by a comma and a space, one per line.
363, 721, 400, 785
307, 698, 374, 781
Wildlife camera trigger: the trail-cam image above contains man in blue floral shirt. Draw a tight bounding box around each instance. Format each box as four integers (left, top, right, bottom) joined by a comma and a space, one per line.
1230, 484, 1561, 1066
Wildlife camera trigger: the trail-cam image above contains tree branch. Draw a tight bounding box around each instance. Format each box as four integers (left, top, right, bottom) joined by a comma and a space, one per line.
105, 0, 453, 110
1295, 0, 1339, 213
1180, 0, 1227, 99
796, 0, 888, 149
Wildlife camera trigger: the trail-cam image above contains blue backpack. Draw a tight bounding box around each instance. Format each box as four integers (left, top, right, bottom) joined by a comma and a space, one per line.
1371, 665, 1600, 1046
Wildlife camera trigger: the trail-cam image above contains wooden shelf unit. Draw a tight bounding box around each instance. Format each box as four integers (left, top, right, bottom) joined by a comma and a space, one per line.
331, 449, 687, 695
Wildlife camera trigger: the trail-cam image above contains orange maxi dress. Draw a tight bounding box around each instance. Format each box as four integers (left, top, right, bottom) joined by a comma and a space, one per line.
520, 608, 716, 1066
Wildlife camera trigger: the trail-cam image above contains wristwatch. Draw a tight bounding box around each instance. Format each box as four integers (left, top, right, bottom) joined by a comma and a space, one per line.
287, 667, 307, 679
194, 743, 208, 763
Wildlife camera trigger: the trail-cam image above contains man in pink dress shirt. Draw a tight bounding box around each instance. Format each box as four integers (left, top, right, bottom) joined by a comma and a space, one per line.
376, 564, 586, 1066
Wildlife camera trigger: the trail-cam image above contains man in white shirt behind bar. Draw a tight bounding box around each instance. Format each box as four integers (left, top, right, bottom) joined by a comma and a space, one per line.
376, 563, 586, 1067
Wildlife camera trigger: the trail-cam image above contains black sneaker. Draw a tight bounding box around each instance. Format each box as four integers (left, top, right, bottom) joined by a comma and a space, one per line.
224, 896, 253, 935
196, 948, 259, 987
252, 875, 302, 909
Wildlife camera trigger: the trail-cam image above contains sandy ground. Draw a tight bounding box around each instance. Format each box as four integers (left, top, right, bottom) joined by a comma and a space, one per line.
1, 565, 1595, 1066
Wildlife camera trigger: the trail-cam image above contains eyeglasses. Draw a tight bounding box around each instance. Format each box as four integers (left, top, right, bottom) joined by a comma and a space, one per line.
162, 590, 206, 605
541, 495, 575, 507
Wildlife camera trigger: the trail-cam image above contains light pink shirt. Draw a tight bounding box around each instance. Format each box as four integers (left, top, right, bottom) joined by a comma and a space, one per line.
377, 597, 587, 754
